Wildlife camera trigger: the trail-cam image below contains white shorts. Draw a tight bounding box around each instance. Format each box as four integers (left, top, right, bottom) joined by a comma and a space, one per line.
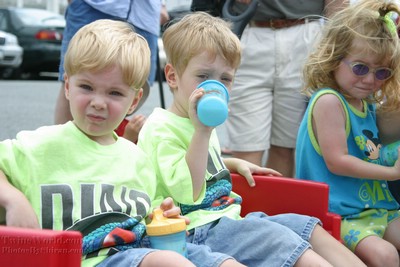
226, 20, 322, 151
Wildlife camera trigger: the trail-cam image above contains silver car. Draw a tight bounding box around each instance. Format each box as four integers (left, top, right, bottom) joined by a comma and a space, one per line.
0, 30, 23, 79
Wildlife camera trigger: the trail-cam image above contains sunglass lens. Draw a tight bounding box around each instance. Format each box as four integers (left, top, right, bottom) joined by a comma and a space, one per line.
352, 63, 369, 76
375, 69, 392, 80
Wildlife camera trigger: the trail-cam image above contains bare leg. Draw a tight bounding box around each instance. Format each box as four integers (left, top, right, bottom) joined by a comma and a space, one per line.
266, 145, 294, 177
355, 235, 398, 267
231, 151, 264, 166
220, 259, 246, 266
310, 225, 366, 267
54, 83, 72, 124
140, 250, 195, 267
383, 217, 400, 250
294, 249, 332, 267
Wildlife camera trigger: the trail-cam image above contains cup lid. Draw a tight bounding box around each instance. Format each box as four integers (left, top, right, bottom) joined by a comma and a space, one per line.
146, 208, 187, 236
196, 80, 229, 102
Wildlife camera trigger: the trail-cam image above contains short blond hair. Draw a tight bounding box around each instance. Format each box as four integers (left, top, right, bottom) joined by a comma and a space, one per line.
303, 0, 400, 112
64, 19, 150, 91
162, 12, 241, 77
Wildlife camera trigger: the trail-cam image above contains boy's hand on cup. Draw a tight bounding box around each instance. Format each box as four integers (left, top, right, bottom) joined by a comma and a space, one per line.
189, 88, 213, 132
156, 197, 190, 225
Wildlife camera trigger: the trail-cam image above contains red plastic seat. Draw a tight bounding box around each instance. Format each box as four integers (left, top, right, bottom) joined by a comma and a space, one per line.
231, 173, 342, 241
0, 226, 82, 267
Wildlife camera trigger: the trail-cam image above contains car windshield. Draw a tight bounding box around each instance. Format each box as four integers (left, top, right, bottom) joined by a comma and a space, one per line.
14, 8, 65, 27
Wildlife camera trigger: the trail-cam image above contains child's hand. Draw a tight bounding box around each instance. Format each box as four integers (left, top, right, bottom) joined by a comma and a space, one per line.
156, 197, 190, 225
6, 193, 39, 229
0, 172, 39, 229
123, 114, 146, 143
224, 158, 282, 187
188, 88, 213, 132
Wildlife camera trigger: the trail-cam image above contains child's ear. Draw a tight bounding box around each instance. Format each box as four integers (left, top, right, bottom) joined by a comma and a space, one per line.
127, 88, 143, 115
165, 63, 177, 89
64, 74, 70, 99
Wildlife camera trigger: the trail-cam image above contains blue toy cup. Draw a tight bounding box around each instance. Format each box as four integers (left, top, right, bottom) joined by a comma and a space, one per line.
146, 209, 188, 258
196, 80, 229, 127
148, 231, 188, 258
380, 140, 400, 166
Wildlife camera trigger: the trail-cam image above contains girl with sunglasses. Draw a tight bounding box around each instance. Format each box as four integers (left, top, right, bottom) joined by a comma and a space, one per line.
295, 0, 400, 266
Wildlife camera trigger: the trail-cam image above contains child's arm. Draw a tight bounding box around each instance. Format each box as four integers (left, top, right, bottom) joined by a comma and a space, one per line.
0, 170, 39, 228
122, 114, 146, 144
223, 157, 282, 187
185, 88, 214, 200
314, 94, 400, 181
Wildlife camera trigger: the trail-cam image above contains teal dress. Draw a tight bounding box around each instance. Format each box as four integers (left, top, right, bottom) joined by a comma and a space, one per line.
295, 89, 399, 218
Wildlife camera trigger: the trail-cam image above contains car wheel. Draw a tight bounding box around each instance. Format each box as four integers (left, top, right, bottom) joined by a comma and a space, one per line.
0, 67, 21, 80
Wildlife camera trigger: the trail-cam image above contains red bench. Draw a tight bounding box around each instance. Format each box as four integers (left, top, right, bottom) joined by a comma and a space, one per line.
231, 173, 342, 241
0, 226, 82, 267
0, 173, 341, 267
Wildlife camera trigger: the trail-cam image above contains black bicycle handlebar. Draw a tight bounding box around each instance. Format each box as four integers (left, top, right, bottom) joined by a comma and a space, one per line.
222, 0, 259, 39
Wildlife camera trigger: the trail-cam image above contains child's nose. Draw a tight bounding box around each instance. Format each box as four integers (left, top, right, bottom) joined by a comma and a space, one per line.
90, 95, 107, 109
362, 72, 376, 83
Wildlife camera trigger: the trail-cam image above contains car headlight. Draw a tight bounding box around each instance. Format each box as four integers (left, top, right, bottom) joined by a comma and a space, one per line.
6, 35, 19, 45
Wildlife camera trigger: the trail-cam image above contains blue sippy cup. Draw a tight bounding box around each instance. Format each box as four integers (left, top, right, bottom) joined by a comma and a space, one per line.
146, 208, 188, 258
196, 80, 229, 127
380, 140, 400, 166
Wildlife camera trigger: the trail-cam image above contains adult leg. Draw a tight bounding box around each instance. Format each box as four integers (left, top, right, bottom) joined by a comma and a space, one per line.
133, 27, 158, 87
54, 82, 72, 124
226, 27, 273, 165
231, 151, 264, 166
54, 0, 116, 124
270, 22, 322, 176
266, 145, 294, 177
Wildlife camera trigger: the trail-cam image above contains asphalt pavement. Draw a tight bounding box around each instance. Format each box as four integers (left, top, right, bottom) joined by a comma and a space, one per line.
0, 79, 230, 147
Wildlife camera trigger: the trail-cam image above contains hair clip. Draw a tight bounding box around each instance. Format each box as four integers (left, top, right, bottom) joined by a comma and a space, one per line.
381, 11, 399, 38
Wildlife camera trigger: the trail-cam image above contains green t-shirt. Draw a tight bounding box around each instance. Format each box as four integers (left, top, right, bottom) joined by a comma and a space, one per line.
0, 121, 160, 266
138, 108, 242, 230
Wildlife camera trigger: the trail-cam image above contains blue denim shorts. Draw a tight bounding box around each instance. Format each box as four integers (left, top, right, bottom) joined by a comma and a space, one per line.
140, 235, 233, 267
97, 212, 319, 267
97, 242, 233, 267
188, 212, 320, 267
58, 0, 158, 85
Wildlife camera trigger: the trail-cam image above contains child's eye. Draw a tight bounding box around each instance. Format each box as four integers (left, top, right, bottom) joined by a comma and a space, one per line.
222, 77, 233, 83
110, 91, 124, 96
197, 74, 208, 80
80, 84, 92, 91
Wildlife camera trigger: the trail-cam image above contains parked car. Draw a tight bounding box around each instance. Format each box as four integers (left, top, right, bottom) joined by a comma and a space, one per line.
0, 30, 23, 79
0, 7, 65, 78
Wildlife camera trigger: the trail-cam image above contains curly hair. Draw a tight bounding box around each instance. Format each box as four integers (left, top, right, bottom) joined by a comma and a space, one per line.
303, 0, 400, 112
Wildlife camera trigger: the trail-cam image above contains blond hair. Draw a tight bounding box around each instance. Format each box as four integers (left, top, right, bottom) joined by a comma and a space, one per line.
303, 0, 400, 112
162, 12, 241, 77
64, 19, 150, 91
